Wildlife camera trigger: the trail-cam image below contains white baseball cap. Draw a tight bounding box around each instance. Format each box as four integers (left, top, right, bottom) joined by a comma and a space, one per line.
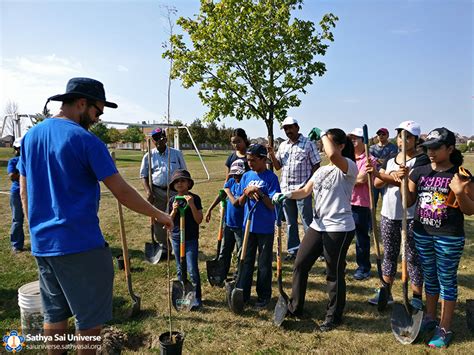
349, 128, 364, 138
281, 116, 299, 128
396, 121, 421, 137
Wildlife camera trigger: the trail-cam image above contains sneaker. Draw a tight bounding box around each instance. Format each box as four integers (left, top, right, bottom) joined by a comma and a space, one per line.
319, 318, 342, 332
317, 255, 325, 262
254, 298, 270, 309
428, 326, 453, 348
11, 247, 24, 254
368, 288, 394, 305
284, 254, 296, 262
420, 315, 438, 337
410, 297, 423, 311
353, 269, 371, 280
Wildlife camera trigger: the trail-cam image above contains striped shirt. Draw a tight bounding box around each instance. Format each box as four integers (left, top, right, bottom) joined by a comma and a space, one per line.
139, 147, 187, 187
276, 134, 321, 192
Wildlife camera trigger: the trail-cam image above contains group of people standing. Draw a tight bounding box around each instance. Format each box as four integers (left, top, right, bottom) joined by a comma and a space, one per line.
202, 119, 473, 349
10, 76, 474, 352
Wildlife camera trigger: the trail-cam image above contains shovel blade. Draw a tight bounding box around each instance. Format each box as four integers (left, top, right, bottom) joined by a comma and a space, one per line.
391, 303, 423, 344
206, 259, 225, 287
230, 287, 244, 314
376, 285, 390, 312
225, 279, 235, 309
144, 242, 162, 264
171, 279, 195, 312
274, 295, 288, 326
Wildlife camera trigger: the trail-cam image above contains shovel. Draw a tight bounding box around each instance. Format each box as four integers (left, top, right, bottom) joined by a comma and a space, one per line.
391, 129, 423, 344
112, 152, 141, 316
363, 125, 390, 311
144, 138, 163, 264
226, 201, 258, 314
171, 196, 196, 312
206, 193, 227, 287
273, 202, 289, 326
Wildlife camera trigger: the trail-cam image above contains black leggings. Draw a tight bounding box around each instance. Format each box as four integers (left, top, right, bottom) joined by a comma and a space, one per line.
289, 227, 355, 322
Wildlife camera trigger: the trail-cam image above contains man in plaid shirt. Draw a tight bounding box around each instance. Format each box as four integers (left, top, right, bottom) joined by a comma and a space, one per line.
268, 117, 321, 260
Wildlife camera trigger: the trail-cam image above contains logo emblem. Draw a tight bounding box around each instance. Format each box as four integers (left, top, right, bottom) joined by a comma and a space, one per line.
3, 330, 26, 353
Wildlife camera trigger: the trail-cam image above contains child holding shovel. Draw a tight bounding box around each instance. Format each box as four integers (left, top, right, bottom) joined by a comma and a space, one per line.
205, 160, 246, 279
238, 144, 280, 309
365, 121, 429, 308
406, 127, 469, 348
168, 169, 203, 310
273, 129, 357, 332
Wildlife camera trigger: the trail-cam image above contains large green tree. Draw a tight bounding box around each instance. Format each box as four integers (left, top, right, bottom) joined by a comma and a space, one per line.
164, 0, 337, 141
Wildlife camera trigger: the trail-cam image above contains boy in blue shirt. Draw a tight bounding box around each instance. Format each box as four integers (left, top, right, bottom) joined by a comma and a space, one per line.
238, 144, 281, 308
7, 138, 25, 253
205, 160, 246, 279
221, 160, 246, 278
168, 169, 204, 309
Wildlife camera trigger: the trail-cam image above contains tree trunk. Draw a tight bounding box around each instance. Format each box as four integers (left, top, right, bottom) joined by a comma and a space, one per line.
265, 113, 274, 171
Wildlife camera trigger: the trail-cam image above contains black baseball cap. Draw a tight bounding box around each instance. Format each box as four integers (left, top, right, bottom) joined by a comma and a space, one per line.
150, 128, 166, 140
421, 127, 456, 149
246, 143, 267, 158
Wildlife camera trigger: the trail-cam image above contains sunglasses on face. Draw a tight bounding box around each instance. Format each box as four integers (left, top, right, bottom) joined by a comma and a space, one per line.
377, 133, 387, 136
90, 103, 103, 118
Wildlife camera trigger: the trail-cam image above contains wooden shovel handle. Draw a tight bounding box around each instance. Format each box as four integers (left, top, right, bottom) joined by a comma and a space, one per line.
400, 130, 408, 283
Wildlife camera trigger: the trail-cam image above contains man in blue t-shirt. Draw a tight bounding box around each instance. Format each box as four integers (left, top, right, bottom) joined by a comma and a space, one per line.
238, 144, 281, 309
19, 78, 173, 348
7, 138, 25, 253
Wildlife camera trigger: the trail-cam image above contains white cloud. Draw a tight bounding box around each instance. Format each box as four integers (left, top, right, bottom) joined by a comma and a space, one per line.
0, 55, 153, 124
116, 65, 129, 72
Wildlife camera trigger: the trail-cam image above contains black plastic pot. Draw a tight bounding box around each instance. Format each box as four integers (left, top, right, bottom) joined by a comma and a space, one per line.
116, 255, 130, 270
159, 331, 184, 355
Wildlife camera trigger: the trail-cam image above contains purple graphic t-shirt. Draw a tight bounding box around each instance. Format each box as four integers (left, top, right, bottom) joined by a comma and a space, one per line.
410, 164, 464, 237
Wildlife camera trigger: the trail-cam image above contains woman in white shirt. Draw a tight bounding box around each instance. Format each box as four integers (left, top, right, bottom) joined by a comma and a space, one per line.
273, 128, 357, 332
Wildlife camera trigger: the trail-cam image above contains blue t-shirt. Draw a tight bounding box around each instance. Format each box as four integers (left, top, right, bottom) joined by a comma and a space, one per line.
223, 178, 244, 229
240, 170, 281, 234
18, 118, 118, 256
7, 156, 20, 194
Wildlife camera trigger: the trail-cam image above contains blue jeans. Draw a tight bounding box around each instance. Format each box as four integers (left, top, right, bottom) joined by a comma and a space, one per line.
352, 205, 371, 273
283, 195, 313, 254
220, 226, 243, 278
238, 232, 274, 302
171, 238, 202, 301
373, 186, 386, 210
10, 191, 25, 250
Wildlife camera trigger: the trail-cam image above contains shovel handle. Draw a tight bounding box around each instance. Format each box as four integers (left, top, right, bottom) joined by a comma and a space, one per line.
363, 125, 382, 259
111, 152, 132, 277
400, 129, 408, 283
240, 201, 258, 262
217, 202, 225, 242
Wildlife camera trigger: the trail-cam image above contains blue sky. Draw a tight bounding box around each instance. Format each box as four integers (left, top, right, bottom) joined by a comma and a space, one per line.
1, 0, 472, 139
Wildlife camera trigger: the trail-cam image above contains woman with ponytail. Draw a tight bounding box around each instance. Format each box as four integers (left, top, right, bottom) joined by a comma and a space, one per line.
406, 127, 467, 348
272, 128, 357, 331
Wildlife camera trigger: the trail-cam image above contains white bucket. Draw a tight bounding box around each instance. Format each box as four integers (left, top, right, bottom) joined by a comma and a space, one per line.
18, 280, 43, 335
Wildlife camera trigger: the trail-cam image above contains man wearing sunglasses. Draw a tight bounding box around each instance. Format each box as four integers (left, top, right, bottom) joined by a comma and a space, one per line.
140, 127, 187, 256
369, 127, 398, 208
18, 77, 173, 352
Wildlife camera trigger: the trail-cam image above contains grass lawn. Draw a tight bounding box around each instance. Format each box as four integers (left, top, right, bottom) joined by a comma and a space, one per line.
0, 147, 473, 353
